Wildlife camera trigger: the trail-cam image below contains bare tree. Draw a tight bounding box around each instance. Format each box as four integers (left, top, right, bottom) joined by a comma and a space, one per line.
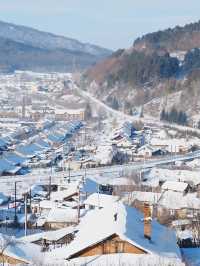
0, 235, 16, 266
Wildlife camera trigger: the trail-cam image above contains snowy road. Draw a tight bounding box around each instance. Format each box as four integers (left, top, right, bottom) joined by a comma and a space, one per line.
1, 149, 200, 196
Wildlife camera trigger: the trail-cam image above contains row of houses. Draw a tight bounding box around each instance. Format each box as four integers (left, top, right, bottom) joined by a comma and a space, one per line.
0, 121, 83, 175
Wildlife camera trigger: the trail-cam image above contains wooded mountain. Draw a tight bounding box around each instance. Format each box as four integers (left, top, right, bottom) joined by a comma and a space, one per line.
0, 21, 112, 73
83, 20, 200, 126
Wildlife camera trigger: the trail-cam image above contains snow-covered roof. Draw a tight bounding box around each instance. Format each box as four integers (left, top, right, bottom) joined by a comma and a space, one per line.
105, 177, 135, 186
16, 143, 44, 157
162, 181, 189, 193
150, 138, 190, 151
94, 145, 117, 165
3, 152, 26, 166
127, 191, 161, 205
46, 207, 77, 223
51, 184, 78, 202
39, 200, 57, 210
21, 226, 76, 243
31, 184, 48, 197
84, 193, 119, 208
144, 168, 200, 187
158, 191, 200, 210
35, 138, 51, 149
47, 133, 65, 143
0, 158, 21, 174
50, 202, 181, 260
0, 234, 42, 264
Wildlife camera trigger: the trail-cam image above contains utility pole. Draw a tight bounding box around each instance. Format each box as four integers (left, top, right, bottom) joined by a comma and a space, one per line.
84, 166, 87, 182
29, 189, 32, 211
84, 127, 87, 146
68, 161, 71, 183
48, 175, 52, 200
14, 181, 17, 224
14, 181, 21, 226
24, 193, 27, 236
98, 184, 100, 209
77, 186, 80, 224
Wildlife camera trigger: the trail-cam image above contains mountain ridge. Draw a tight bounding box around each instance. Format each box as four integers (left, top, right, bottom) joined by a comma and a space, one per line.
0, 20, 112, 73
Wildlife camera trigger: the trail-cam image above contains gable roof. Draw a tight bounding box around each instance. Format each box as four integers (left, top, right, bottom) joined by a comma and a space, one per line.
50, 203, 181, 260
21, 226, 76, 243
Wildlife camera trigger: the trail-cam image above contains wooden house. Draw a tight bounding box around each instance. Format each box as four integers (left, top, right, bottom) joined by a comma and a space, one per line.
50, 202, 181, 262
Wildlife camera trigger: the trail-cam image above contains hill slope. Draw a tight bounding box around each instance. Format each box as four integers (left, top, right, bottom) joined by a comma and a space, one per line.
0, 21, 112, 73
83, 20, 200, 126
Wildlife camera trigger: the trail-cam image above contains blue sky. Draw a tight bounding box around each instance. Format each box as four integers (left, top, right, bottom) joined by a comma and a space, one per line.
0, 0, 200, 50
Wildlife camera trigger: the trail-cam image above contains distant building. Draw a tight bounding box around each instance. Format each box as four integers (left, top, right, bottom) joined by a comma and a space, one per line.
54, 108, 85, 121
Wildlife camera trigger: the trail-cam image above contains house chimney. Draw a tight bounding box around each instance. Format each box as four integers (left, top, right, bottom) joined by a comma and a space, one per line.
143, 203, 152, 240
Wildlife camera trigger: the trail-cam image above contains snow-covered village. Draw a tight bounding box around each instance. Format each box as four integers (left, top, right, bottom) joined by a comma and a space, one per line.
2, 2, 200, 265
0, 70, 199, 265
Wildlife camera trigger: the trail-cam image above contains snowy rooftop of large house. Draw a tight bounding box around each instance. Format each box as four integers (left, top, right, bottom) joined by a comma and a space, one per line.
49, 202, 181, 261
161, 181, 189, 193
84, 193, 119, 208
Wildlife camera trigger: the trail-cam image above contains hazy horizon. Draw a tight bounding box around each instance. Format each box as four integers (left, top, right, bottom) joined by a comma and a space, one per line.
0, 0, 200, 50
